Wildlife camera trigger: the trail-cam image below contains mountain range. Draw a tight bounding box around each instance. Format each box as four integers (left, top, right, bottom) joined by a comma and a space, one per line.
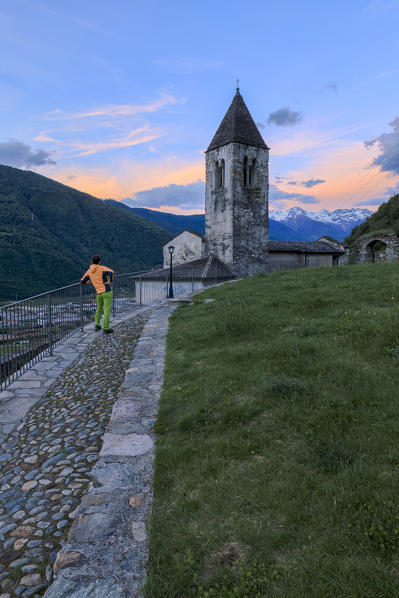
119, 200, 372, 242
0, 164, 374, 301
269, 206, 372, 241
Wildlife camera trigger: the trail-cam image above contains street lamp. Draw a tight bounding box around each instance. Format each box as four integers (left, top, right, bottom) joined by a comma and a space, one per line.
168, 245, 175, 298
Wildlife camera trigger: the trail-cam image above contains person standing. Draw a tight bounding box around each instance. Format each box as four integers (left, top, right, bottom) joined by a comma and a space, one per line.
81, 255, 114, 334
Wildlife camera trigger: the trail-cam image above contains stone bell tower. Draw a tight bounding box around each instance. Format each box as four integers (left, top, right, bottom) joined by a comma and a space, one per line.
205, 88, 269, 277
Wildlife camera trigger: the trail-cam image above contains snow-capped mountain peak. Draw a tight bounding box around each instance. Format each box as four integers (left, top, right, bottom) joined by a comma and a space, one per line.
270, 206, 372, 225
271, 206, 307, 221
269, 206, 372, 241
305, 207, 372, 225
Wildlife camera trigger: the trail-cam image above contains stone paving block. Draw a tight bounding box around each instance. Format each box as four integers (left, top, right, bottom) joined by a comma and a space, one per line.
117, 390, 144, 400
110, 400, 140, 421
90, 462, 136, 490
131, 521, 147, 542
44, 577, 124, 598
44, 369, 65, 377
0, 396, 37, 422
33, 362, 58, 371
69, 512, 119, 543
58, 360, 75, 367
18, 371, 40, 380
11, 380, 42, 389
99, 433, 153, 458
13, 388, 44, 398
107, 421, 146, 435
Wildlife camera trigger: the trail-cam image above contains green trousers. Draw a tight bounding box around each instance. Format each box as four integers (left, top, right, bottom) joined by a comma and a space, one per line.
95, 291, 113, 330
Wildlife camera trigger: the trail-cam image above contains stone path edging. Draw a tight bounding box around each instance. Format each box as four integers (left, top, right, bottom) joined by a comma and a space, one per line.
0, 304, 160, 445
43, 302, 177, 598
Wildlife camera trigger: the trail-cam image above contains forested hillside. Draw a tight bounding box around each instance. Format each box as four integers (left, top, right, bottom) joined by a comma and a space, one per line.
121, 204, 206, 236
0, 166, 170, 300
346, 194, 399, 245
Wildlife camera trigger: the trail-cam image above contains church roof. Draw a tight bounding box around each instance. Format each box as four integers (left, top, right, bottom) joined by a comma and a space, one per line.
206, 89, 269, 152
268, 240, 345, 254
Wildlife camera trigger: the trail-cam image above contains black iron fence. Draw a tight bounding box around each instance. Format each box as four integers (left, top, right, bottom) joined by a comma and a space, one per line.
0, 269, 165, 390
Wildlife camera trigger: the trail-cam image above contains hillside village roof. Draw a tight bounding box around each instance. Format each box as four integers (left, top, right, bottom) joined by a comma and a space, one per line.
207, 89, 269, 152
162, 229, 205, 246
268, 240, 345, 254
317, 236, 345, 249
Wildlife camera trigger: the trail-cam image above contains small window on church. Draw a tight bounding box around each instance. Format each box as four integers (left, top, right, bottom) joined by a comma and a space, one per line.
249, 158, 256, 187
215, 159, 225, 190
244, 157, 256, 188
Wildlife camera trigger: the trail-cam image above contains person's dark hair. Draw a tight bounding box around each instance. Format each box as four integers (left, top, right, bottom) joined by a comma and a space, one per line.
92, 255, 101, 264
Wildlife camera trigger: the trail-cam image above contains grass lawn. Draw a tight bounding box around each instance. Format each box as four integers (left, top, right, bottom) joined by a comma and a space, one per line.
145, 263, 399, 598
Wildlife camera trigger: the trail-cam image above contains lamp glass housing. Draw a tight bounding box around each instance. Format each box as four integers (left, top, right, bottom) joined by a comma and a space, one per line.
168, 245, 175, 255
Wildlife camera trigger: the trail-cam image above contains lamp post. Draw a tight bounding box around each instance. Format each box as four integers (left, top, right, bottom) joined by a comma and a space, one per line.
168, 245, 175, 298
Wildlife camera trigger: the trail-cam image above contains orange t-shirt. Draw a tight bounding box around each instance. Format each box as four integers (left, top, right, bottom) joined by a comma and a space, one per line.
81, 264, 114, 294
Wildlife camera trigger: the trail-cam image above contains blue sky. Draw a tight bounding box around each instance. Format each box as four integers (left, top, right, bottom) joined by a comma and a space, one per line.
1, 0, 399, 213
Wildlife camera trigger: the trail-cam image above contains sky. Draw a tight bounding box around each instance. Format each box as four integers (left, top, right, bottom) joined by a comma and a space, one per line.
1, 0, 399, 214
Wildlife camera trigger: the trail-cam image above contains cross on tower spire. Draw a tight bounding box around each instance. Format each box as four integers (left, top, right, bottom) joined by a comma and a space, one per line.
236, 78, 240, 91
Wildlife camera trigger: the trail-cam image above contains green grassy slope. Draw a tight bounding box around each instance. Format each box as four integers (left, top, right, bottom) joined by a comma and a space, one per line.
0, 165, 170, 300
146, 262, 399, 598
346, 193, 399, 245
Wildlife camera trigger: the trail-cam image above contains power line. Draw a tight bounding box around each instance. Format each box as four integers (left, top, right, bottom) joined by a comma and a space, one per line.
332, 142, 399, 211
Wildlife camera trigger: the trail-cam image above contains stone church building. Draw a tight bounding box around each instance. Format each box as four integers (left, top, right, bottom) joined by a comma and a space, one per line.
163, 88, 344, 274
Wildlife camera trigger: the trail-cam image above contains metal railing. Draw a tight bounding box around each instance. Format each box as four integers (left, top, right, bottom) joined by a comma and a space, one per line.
0, 269, 159, 390
0, 263, 232, 390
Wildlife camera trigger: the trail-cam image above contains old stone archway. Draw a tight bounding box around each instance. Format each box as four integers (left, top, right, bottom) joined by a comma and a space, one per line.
355, 232, 399, 264
366, 239, 387, 263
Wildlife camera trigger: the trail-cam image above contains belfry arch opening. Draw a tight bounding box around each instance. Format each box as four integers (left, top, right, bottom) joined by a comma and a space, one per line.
366, 239, 387, 263
214, 159, 225, 190
243, 157, 256, 188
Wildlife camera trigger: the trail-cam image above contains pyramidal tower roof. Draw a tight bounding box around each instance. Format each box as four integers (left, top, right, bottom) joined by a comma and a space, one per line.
207, 88, 269, 152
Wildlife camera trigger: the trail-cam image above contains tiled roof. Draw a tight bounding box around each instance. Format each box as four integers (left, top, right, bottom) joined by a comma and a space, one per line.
207, 89, 268, 152
268, 240, 345, 254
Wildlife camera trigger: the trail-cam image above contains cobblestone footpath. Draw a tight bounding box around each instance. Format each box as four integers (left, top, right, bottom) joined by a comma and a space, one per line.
0, 305, 150, 445
0, 313, 149, 598
43, 302, 176, 598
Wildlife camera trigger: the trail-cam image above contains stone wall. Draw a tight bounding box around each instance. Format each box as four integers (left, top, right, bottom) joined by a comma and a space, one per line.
163, 231, 205, 268
205, 144, 234, 265
354, 233, 399, 263
205, 142, 269, 277
269, 252, 333, 271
